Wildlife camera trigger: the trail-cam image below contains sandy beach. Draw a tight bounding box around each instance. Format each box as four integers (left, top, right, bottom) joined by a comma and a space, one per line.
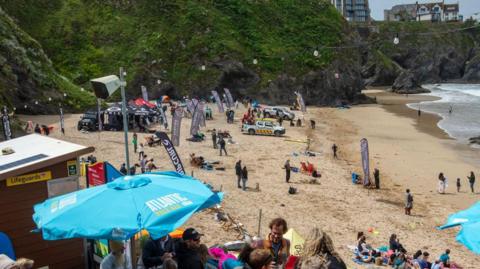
18, 92, 480, 268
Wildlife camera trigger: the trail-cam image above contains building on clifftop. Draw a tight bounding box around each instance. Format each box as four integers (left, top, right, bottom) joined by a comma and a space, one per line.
330, 0, 371, 22
384, 1, 462, 22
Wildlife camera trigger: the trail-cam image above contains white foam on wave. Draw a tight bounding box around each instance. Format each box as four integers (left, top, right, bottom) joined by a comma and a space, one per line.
407, 84, 480, 144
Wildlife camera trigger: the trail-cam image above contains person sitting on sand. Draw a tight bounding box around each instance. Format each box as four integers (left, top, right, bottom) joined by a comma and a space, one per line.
414, 251, 431, 269
392, 250, 413, 269
299, 227, 347, 269
389, 234, 404, 253
439, 249, 451, 268
357, 235, 370, 256
190, 153, 205, 167
146, 158, 157, 172
356, 235, 373, 263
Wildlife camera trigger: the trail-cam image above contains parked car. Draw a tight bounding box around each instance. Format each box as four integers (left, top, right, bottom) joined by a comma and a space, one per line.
242, 120, 286, 137
263, 107, 295, 120
77, 110, 101, 131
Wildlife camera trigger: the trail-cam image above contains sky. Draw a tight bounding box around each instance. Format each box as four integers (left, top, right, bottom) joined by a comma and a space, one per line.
369, 0, 480, 20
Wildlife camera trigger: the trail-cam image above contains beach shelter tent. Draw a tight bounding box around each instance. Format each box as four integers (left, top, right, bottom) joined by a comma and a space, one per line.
33, 172, 223, 241
284, 228, 305, 256
134, 98, 156, 108
439, 201, 480, 254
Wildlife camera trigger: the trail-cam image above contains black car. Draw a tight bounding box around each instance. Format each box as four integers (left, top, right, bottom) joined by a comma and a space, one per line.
77, 111, 101, 131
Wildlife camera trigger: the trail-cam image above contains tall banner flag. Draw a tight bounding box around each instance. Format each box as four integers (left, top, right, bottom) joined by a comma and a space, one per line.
190, 101, 202, 135
171, 106, 183, 146
2, 106, 12, 140
360, 138, 370, 186
294, 92, 306, 113
199, 101, 206, 127
224, 88, 234, 109
212, 90, 224, 113
59, 107, 65, 134
299, 94, 306, 113
156, 131, 185, 174
141, 85, 149, 101
186, 99, 194, 114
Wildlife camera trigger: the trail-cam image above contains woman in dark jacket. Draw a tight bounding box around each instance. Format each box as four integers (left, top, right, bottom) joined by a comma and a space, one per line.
241, 166, 248, 191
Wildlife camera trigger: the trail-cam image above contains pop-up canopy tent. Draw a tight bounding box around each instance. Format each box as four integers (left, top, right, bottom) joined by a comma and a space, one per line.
134, 98, 156, 108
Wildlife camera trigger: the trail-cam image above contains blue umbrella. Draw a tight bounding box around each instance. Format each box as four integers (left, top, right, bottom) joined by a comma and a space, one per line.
33, 172, 223, 241
438, 201, 480, 254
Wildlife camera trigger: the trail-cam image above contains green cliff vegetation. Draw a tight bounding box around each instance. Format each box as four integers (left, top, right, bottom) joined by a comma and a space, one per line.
0, 6, 96, 113
1, 0, 347, 99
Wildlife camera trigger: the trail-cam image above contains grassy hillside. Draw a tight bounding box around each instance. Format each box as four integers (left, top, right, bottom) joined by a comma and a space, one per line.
0, 6, 96, 114
1, 0, 347, 99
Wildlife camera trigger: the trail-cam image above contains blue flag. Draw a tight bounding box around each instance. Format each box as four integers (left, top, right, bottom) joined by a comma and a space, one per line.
105, 162, 123, 182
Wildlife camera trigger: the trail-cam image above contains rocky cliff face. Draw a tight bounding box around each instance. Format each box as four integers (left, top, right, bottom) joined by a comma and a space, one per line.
360, 22, 480, 93
0, 7, 95, 114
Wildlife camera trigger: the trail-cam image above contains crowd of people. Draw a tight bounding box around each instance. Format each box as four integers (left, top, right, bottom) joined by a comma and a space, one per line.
436, 172, 476, 194
353, 232, 457, 269
100, 218, 349, 269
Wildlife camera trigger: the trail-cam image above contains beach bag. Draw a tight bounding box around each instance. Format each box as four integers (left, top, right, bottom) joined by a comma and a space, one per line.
288, 187, 297, 195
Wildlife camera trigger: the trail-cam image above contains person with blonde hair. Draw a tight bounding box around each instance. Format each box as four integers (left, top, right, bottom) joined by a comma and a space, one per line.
100, 241, 132, 269
299, 228, 346, 269
0, 255, 34, 269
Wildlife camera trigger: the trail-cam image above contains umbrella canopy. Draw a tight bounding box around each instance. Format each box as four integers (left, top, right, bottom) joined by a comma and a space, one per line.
439, 201, 480, 254
33, 172, 223, 241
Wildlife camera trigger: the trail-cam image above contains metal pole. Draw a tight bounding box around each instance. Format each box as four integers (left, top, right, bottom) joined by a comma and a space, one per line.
97, 98, 103, 132
257, 209, 262, 237
120, 67, 131, 174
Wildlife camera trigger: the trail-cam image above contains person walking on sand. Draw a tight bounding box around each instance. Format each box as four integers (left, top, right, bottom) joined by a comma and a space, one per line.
235, 160, 242, 188
405, 189, 413, 215
212, 129, 217, 149
284, 160, 291, 183
120, 163, 127, 175
218, 137, 227, 156
374, 168, 380, 189
132, 132, 138, 153
241, 166, 248, 191
457, 178, 461, 192
332, 144, 338, 159
138, 143, 145, 160
468, 171, 475, 193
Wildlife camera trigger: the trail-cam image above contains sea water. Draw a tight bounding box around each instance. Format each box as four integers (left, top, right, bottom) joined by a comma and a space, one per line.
406, 84, 480, 145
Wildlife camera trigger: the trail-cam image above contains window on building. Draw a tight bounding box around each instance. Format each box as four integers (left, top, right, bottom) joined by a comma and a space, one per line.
433, 7, 440, 13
